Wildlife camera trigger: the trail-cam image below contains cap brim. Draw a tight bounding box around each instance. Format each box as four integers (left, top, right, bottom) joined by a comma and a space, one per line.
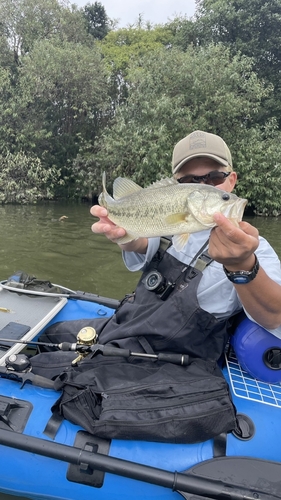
173, 154, 231, 174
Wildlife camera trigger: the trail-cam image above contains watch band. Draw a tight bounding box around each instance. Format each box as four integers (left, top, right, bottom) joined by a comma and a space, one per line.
223, 254, 260, 284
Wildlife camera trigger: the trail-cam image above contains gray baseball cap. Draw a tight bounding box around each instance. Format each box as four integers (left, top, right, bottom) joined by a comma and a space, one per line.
172, 130, 233, 174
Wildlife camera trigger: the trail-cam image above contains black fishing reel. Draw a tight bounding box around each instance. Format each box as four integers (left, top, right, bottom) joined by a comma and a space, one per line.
5, 354, 31, 372
142, 270, 175, 301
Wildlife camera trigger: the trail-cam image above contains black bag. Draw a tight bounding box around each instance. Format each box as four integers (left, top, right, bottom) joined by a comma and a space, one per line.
53, 357, 237, 444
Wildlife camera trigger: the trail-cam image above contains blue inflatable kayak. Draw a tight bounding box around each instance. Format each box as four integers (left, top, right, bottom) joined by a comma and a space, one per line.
0, 281, 281, 500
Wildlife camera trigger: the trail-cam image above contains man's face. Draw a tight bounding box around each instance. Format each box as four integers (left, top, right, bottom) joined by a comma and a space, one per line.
174, 157, 237, 193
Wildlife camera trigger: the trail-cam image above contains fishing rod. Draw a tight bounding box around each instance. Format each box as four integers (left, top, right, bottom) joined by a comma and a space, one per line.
0, 280, 121, 309
68, 290, 120, 309
0, 428, 280, 500
0, 356, 55, 389
0, 338, 79, 350
0, 337, 190, 366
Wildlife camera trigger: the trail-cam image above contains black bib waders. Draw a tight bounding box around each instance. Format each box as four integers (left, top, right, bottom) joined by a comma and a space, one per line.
98, 244, 231, 361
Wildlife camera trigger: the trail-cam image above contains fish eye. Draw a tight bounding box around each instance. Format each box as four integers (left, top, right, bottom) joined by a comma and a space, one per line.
222, 193, 230, 201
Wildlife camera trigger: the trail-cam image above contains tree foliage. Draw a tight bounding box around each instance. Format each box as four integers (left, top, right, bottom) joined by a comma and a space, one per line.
88, 44, 267, 189
99, 25, 173, 105
0, 0, 62, 62
235, 120, 281, 216
0, 0, 281, 215
17, 39, 109, 164
196, 0, 281, 77
83, 1, 111, 40
0, 152, 59, 203
194, 0, 281, 122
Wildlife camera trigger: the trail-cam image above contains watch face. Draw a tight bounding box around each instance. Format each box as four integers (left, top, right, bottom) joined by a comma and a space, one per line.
224, 255, 259, 284
231, 275, 251, 284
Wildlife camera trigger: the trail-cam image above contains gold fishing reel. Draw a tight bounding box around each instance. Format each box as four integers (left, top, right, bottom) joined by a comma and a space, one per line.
71, 326, 97, 365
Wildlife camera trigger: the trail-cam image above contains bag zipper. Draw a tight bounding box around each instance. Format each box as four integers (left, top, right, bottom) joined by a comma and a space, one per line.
100, 387, 228, 413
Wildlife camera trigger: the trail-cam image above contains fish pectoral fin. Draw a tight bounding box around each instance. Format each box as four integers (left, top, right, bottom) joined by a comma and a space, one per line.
115, 233, 136, 245
172, 233, 190, 252
113, 178, 143, 200
165, 213, 186, 224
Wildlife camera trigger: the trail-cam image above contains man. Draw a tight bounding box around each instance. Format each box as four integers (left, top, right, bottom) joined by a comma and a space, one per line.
34, 130, 281, 442
91, 130, 281, 355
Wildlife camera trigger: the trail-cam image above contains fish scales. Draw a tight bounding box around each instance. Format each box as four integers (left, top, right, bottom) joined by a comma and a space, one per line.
106, 186, 192, 234
99, 172, 247, 251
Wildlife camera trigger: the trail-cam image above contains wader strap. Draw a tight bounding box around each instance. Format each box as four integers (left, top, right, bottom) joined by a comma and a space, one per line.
159, 237, 172, 252
185, 239, 213, 274
188, 239, 210, 267
158, 236, 213, 272
194, 250, 213, 272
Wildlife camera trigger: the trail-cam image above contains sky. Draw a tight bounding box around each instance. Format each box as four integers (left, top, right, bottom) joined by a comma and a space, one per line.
72, 0, 197, 27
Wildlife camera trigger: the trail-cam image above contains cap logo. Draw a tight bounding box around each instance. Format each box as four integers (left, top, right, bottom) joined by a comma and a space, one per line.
189, 131, 206, 150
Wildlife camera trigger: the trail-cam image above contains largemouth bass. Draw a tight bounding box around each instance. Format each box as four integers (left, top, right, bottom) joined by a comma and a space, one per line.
98, 173, 247, 251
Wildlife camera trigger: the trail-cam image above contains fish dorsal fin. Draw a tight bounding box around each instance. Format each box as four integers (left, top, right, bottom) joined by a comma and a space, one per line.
99, 171, 114, 207
113, 177, 143, 200
145, 177, 178, 190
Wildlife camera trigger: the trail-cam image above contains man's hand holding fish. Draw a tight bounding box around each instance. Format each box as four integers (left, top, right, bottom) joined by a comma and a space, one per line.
209, 212, 260, 269
91, 130, 281, 341
91, 205, 149, 253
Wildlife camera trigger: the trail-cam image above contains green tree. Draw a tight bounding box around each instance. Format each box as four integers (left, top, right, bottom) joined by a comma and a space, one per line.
194, 0, 281, 122
0, 0, 92, 66
0, 0, 112, 200
235, 120, 281, 216
0, 0, 62, 63
75, 44, 268, 196
195, 0, 281, 73
0, 151, 59, 203
11, 39, 110, 195
99, 25, 173, 106
83, 2, 111, 40
0, 65, 19, 155
165, 16, 200, 51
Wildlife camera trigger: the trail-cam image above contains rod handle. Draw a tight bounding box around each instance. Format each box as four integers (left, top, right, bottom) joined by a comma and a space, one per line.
157, 353, 189, 366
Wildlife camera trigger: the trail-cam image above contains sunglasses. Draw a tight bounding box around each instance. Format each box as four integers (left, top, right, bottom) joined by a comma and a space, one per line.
177, 171, 231, 186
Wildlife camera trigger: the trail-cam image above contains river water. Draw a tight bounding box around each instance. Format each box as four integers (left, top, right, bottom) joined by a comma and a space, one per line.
0, 203, 281, 500
1, 203, 281, 294
0, 203, 141, 300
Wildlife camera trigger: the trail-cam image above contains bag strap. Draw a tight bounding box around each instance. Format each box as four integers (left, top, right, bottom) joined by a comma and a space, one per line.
43, 409, 64, 439
137, 336, 156, 355
213, 432, 227, 457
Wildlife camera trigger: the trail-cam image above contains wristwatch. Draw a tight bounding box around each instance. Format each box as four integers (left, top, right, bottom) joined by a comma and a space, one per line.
223, 254, 260, 284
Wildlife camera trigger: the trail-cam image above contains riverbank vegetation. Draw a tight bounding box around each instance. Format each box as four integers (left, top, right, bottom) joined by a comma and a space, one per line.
1, 0, 281, 215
